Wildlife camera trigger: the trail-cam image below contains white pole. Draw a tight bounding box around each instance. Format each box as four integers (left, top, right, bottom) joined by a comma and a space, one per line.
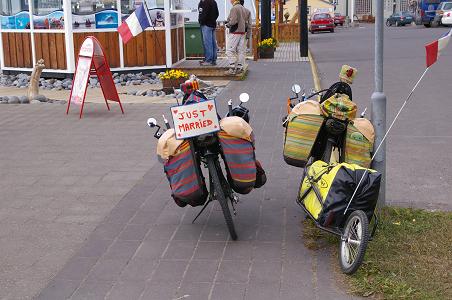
351, 0, 355, 22
164, 0, 172, 67
29, 0, 36, 67
118, 0, 124, 69
63, 0, 75, 72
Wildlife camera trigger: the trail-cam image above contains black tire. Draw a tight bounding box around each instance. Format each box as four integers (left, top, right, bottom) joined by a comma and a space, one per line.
386, 20, 391, 26
206, 156, 237, 240
424, 22, 431, 28
339, 210, 369, 275
330, 29, 335, 33
395, 21, 400, 27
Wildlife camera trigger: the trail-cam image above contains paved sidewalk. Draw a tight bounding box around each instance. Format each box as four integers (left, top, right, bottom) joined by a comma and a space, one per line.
1, 62, 357, 299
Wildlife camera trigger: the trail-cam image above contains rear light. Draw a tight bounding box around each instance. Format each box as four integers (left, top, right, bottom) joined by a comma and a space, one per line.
421, 10, 425, 17
400, 16, 405, 20
448, 12, 451, 17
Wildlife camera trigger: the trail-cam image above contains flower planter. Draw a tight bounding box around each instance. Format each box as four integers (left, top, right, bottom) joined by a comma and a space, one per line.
259, 47, 275, 59
162, 78, 186, 94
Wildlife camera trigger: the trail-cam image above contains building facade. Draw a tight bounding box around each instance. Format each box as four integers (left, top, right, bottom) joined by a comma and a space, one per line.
0, 0, 186, 74
333, 0, 413, 19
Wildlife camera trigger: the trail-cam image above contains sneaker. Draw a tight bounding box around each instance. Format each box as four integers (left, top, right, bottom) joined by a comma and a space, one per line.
200, 61, 214, 66
211, 61, 217, 66
224, 68, 236, 75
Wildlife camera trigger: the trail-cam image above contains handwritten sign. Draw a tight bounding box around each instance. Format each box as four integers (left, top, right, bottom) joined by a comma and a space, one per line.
171, 100, 220, 140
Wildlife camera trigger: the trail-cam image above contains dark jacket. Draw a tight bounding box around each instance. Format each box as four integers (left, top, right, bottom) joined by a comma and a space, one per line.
198, 0, 219, 28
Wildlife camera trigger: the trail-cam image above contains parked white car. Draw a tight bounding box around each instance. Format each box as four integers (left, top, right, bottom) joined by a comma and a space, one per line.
442, 10, 452, 25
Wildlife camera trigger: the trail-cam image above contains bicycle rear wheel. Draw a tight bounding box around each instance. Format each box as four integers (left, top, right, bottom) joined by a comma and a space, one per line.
206, 156, 237, 240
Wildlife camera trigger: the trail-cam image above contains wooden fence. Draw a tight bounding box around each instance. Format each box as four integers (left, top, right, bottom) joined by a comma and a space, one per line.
272, 24, 300, 42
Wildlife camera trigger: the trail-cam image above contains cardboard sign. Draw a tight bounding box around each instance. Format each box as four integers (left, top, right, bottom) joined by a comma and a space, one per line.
171, 100, 220, 140
67, 36, 124, 118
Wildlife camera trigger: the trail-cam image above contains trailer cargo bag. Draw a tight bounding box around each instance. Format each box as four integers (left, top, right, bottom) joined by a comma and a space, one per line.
283, 100, 324, 167
160, 131, 208, 207
344, 118, 375, 168
299, 160, 381, 227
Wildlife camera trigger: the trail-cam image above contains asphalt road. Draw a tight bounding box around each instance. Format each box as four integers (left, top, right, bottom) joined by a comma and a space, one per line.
309, 24, 452, 211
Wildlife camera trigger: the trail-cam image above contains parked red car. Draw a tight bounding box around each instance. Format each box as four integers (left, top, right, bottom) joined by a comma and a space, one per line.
310, 13, 335, 33
334, 13, 345, 26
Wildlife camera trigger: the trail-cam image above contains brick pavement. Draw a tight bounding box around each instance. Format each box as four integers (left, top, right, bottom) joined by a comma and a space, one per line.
1, 62, 358, 299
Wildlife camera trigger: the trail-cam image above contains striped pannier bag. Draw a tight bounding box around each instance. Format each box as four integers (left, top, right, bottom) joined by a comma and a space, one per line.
163, 140, 208, 207
283, 100, 325, 167
344, 118, 375, 168
218, 117, 263, 194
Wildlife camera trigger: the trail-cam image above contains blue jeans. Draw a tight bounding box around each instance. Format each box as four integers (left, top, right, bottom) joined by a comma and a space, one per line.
201, 25, 217, 63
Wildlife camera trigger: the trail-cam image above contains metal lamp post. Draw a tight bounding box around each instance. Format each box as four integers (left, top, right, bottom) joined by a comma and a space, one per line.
299, 0, 308, 57
371, 0, 387, 206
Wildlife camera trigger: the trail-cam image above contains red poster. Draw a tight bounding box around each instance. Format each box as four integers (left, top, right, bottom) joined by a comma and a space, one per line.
67, 37, 123, 118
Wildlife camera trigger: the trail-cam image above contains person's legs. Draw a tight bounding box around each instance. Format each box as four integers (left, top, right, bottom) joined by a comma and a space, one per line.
200, 26, 206, 62
237, 35, 246, 71
225, 34, 240, 74
211, 27, 218, 64
201, 25, 213, 63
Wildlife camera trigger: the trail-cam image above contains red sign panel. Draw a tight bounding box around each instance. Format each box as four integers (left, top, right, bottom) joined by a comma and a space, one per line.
67, 37, 124, 118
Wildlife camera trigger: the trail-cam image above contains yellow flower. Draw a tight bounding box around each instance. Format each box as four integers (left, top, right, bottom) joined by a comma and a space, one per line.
158, 69, 188, 80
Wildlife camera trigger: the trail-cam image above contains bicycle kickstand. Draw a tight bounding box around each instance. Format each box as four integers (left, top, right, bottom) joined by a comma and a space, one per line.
192, 199, 213, 224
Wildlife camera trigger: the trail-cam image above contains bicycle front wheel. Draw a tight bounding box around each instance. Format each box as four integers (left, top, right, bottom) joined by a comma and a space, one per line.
206, 156, 237, 240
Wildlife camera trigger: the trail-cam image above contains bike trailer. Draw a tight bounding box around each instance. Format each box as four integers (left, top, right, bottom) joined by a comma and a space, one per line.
219, 117, 266, 194
344, 118, 375, 168
283, 100, 324, 167
299, 160, 381, 228
158, 129, 208, 207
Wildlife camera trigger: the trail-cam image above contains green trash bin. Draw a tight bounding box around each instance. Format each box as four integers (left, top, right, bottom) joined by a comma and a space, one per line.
185, 22, 204, 58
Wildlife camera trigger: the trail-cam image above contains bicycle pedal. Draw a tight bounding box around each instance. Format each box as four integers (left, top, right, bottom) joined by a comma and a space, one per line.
232, 194, 239, 204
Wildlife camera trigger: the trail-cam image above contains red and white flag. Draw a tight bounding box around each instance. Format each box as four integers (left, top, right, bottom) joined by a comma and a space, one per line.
118, 3, 151, 44
425, 29, 452, 68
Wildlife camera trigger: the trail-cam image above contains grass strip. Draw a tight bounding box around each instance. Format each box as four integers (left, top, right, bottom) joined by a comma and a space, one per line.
302, 207, 452, 299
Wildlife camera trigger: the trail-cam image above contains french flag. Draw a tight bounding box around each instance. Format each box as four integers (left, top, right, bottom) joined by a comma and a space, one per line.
425, 29, 452, 68
118, 4, 151, 44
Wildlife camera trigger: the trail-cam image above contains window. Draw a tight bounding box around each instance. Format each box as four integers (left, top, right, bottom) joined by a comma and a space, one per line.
0, 0, 29, 15
72, 0, 117, 14
121, 0, 164, 15
71, 1, 118, 29
313, 13, 330, 20
33, 0, 62, 15
0, 0, 30, 29
32, 0, 64, 29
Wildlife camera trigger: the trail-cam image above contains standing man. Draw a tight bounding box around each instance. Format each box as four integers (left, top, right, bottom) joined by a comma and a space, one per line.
238, 0, 252, 72
198, 0, 219, 66
225, 0, 248, 75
